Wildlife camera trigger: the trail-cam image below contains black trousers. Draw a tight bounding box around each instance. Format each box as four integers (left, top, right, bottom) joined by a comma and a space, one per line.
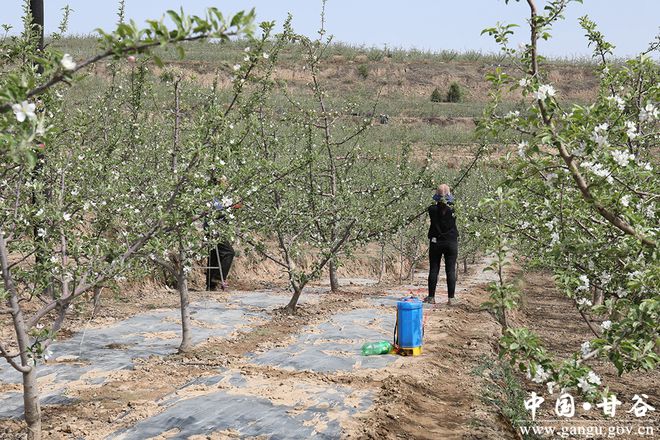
428, 240, 458, 298
207, 241, 235, 287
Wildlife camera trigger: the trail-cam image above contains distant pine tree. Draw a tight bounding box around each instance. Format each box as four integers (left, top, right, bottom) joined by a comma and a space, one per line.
430, 87, 443, 102
446, 82, 463, 102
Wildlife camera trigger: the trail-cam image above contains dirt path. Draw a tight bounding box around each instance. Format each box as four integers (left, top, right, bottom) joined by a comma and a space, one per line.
351, 258, 512, 440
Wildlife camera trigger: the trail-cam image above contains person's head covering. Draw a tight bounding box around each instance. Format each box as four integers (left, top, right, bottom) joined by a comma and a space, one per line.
436, 184, 451, 196
433, 183, 454, 203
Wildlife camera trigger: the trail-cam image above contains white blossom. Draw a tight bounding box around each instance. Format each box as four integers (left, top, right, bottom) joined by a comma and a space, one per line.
600, 271, 612, 286
587, 371, 601, 385
527, 365, 550, 384
12, 101, 37, 122
625, 121, 638, 139
621, 195, 631, 207
594, 123, 609, 133
577, 297, 592, 307
607, 95, 625, 111
571, 142, 586, 157
533, 84, 556, 100
581, 161, 610, 179
601, 320, 612, 331
263, 52, 270, 59
517, 141, 528, 158
576, 274, 590, 292
519, 77, 530, 88
590, 132, 609, 148
645, 204, 654, 218
63, 213, 72, 222
611, 150, 634, 167
639, 103, 658, 122
551, 231, 560, 243
581, 341, 592, 358
61, 53, 76, 71
639, 161, 652, 171
578, 377, 592, 393
233, 64, 241, 71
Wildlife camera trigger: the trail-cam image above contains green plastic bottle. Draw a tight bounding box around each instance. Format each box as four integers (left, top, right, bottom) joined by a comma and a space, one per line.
361, 341, 393, 356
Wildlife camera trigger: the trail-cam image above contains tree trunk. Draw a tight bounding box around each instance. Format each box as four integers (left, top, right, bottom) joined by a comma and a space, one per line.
592, 286, 604, 307
92, 285, 103, 318
328, 261, 339, 292
498, 262, 508, 330
500, 310, 509, 330
176, 267, 192, 353
23, 366, 42, 440
285, 284, 303, 314
398, 251, 404, 283
1, 232, 42, 439
408, 261, 416, 282
377, 242, 385, 284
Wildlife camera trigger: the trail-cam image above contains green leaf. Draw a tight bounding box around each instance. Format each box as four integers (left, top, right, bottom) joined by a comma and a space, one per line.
152, 55, 164, 68
167, 10, 182, 28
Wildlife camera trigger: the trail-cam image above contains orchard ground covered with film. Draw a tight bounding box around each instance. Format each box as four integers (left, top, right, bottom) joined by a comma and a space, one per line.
0, 0, 658, 439
1, 259, 656, 439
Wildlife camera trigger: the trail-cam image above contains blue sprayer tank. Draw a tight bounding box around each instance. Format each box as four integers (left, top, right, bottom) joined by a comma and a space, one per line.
396, 297, 423, 355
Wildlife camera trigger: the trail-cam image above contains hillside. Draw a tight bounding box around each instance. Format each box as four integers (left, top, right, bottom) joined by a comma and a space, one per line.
55, 37, 601, 157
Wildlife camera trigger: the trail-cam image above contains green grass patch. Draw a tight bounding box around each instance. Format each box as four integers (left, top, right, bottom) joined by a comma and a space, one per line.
472, 356, 541, 440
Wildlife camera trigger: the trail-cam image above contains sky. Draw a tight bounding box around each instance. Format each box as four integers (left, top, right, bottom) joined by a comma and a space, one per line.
3, 1, 659, 58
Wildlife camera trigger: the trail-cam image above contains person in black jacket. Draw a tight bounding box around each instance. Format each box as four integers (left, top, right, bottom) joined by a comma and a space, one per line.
425, 183, 459, 305
205, 177, 239, 291
205, 197, 236, 291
